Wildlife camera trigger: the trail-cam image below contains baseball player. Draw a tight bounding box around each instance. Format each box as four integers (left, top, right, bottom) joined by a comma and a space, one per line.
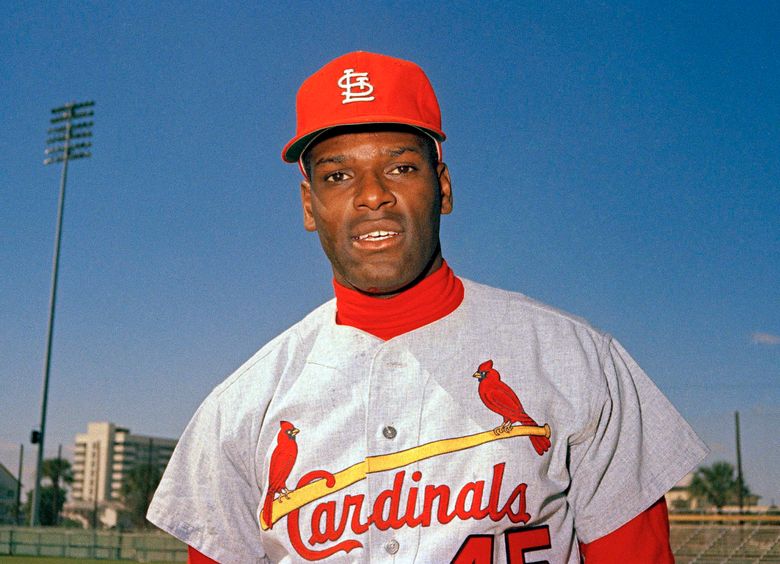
147, 52, 707, 563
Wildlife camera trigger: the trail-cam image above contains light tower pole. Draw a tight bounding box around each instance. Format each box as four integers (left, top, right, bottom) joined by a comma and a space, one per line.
30, 101, 94, 526
735, 411, 744, 514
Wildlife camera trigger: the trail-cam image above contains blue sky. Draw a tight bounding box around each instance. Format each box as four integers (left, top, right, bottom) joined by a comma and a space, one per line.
2, 2, 778, 506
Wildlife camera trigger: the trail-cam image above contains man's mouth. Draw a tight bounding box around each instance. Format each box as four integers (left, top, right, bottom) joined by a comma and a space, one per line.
353, 230, 399, 242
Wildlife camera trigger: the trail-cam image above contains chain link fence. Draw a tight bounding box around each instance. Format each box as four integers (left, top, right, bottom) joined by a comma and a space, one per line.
671, 523, 780, 563
0, 527, 186, 562
2, 523, 780, 562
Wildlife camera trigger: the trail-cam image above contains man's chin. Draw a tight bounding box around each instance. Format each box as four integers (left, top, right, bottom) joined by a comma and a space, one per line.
351, 280, 407, 298
344, 267, 416, 298
339, 251, 442, 297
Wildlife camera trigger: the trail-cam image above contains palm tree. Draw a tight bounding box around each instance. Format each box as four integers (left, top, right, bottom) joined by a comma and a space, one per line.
23, 486, 66, 526
24, 458, 74, 525
689, 461, 753, 513
42, 458, 73, 486
22, 457, 73, 526
121, 463, 162, 529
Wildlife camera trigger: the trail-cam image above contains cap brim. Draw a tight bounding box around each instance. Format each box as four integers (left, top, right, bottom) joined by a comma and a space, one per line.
282, 119, 446, 163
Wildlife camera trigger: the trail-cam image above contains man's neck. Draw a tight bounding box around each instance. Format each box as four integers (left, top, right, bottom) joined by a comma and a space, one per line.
333, 260, 464, 340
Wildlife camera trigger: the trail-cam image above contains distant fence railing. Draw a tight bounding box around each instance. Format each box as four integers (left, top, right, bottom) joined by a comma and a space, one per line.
671, 523, 780, 563
670, 513, 780, 524
2, 520, 780, 562
0, 527, 186, 562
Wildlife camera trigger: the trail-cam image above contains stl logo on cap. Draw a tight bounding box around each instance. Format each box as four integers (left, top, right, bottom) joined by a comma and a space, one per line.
338, 68, 375, 104
282, 51, 446, 164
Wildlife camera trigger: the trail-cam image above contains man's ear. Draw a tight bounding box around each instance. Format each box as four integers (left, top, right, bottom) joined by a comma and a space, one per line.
300, 180, 317, 232
437, 162, 453, 215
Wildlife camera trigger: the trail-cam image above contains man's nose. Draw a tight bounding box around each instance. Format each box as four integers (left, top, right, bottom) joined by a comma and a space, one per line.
354, 172, 396, 210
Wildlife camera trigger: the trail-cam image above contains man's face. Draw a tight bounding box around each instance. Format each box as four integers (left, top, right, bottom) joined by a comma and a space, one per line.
300, 129, 452, 296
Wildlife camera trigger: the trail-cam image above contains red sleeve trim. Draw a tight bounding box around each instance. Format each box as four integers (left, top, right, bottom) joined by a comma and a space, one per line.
188, 545, 220, 564
579, 497, 673, 563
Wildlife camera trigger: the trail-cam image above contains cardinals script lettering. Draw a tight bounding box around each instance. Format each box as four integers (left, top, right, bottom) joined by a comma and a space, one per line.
283, 463, 530, 560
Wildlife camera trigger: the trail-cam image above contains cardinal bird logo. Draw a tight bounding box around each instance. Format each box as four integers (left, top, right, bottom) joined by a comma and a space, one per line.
473, 360, 551, 456
262, 421, 300, 529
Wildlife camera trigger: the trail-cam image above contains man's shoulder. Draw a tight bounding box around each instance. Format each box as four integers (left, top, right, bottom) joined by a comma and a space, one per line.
460, 278, 606, 338
209, 298, 337, 401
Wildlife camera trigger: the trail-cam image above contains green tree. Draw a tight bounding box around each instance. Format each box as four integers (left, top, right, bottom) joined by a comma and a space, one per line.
23, 485, 66, 526
121, 463, 162, 529
42, 458, 73, 487
44, 458, 73, 525
23, 457, 73, 525
689, 461, 753, 512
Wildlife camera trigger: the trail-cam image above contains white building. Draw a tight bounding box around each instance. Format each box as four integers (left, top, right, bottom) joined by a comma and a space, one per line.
66, 422, 177, 527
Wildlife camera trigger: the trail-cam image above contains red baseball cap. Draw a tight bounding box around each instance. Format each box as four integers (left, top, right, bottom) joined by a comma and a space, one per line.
282, 51, 446, 165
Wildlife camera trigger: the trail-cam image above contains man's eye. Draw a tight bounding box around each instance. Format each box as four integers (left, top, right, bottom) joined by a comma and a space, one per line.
324, 171, 349, 182
389, 164, 416, 175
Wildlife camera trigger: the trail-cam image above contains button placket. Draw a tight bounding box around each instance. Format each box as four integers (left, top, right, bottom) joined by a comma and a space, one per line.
366, 345, 424, 560
384, 538, 400, 555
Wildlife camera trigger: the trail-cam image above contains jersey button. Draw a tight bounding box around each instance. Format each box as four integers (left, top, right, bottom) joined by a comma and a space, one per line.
385, 539, 400, 554
382, 426, 397, 439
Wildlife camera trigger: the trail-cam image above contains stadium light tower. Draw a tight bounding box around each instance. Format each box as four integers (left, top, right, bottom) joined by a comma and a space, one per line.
30, 100, 94, 526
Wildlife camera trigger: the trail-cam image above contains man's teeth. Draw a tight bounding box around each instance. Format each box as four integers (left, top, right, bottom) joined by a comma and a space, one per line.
356, 230, 398, 241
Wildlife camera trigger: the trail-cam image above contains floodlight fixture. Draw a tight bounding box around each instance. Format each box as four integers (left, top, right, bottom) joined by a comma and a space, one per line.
30, 100, 95, 526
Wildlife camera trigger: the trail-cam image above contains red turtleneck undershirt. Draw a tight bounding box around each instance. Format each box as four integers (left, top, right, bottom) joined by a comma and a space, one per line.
187, 261, 671, 563
333, 259, 464, 340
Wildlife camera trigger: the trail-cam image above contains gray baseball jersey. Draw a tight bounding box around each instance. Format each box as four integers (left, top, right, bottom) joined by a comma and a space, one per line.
147, 279, 707, 563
